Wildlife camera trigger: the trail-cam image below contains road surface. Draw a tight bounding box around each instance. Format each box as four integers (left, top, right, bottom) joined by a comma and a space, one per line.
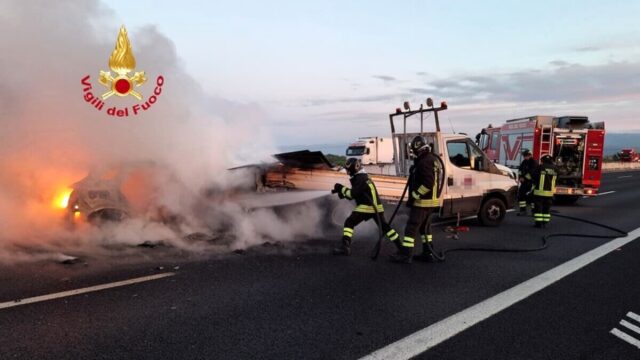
0, 171, 639, 360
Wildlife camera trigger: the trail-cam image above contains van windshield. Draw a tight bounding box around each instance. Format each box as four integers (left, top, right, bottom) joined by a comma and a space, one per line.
346, 146, 366, 156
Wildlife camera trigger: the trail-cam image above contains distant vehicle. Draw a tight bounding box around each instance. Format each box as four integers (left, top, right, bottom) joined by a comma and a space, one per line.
476, 115, 605, 204
617, 148, 640, 162
346, 137, 395, 175
346, 137, 394, 164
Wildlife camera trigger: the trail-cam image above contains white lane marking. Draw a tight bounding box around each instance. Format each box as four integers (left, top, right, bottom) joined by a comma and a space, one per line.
610, 328, 640, 349
628, 312, 640, 324
620, 319, 640, 335
583, 190, 617, 199
618, 175, 633, 178
360, 227, 640, 360
597, 191, 616, 196
0, 272, 175, 311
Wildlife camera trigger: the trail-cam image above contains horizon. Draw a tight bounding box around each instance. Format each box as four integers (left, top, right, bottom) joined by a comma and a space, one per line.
106, 0, 640, 146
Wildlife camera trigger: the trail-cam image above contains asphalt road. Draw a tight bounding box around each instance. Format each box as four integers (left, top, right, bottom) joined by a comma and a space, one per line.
0, 170, 639, 360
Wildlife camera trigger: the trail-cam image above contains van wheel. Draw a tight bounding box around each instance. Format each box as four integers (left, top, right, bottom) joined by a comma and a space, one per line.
478, 197, 506, 226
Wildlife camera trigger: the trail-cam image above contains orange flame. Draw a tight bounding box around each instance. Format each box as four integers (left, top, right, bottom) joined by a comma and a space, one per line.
54, 188, 73, 209
109, 26, 136, 75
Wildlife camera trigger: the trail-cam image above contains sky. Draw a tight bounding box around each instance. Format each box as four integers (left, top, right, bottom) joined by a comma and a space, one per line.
107, 0, 640, 147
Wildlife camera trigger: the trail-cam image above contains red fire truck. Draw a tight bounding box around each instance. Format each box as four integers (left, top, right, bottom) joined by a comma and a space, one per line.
476, 116, 605, 204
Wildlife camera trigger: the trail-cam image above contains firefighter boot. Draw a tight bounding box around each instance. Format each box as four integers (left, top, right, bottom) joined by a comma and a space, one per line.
414, 236, 436, 262
414, 247, 436, 263
389, 246, 413, 264
332, 238, 351, 256
517, 202, 527, 216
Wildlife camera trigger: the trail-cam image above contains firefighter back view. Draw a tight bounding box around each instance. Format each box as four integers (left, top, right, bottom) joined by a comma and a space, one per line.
332, 158, 400, 255
533, 154, 557, 228
391, 135, 441, 264
517, 149, 537, 215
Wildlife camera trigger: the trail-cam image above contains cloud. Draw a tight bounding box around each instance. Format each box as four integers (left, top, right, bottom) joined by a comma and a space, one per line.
549, 60, 571, 67
575, 46, 603, 52
373, 75, 397, 83
408, 60, 640, 104
302, 93, 406, 107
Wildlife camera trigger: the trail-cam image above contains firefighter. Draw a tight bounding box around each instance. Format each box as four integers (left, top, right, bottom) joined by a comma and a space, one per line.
391, 135, 440, 264
533, 154, 557, 228
517, 149, 537, 215
332, 158, 400, 255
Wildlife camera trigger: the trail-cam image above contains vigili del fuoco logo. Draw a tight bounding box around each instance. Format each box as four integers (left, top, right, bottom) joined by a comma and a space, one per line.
81, 26, 164, 117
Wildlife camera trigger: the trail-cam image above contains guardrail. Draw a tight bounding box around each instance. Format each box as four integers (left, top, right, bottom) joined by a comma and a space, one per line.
602, 162, 640, 172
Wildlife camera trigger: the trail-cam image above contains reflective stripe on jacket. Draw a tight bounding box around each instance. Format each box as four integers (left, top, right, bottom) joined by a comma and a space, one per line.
410, 152, 441, 208
533, 164, 557, 197
343, 173, 385, 213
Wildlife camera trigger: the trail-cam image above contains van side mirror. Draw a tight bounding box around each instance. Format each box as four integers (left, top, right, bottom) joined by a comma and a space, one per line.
366, 148, 370, 155
474, 157, 485, 171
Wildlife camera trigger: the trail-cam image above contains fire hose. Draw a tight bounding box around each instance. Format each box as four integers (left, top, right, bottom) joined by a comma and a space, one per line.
334, 157, 627, 261
366, 156, 627, 261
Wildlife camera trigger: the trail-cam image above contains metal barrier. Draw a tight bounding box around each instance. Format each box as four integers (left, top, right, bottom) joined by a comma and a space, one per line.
602, 162, 640, 172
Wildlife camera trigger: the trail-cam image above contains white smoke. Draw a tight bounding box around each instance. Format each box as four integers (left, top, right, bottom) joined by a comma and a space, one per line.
0, 0, 330, 263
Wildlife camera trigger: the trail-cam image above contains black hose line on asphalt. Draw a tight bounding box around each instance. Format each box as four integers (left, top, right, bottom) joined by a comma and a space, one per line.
369, 171, 628, 261
424, 209, 629, 262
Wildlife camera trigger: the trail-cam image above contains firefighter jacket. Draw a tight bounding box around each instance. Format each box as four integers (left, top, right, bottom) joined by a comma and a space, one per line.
340, 172, 384, 214
533, 163, 557, 197
408, 152, 440, 208
518, 158, 537, 182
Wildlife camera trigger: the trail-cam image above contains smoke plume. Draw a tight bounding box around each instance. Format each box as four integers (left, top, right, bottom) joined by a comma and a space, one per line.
0, 0, 328, 263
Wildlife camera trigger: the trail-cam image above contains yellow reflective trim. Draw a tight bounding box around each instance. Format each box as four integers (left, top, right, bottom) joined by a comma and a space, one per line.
354, 204, 384, 213
368, 182, 382, 211
411, 191, 421, 200
389, 233, 399, 241
402, 236, 415, 248
417, 185, 429, 195
386, 229, 397, 236
534, 189, 553, 197
413, 199, 440, 207
343, 228, 354, 233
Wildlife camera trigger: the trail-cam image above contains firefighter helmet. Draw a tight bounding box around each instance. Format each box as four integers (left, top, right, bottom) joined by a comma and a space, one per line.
345, 157, 362, 176
409, 135, 431, 157
541, 154, 553, 164
522, 149, 532, 157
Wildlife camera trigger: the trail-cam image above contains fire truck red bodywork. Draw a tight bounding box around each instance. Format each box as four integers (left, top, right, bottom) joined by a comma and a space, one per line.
479, 116, 605, 198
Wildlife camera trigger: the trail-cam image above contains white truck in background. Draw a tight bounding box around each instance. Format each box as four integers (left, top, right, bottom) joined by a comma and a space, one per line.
346, 137, 396, 175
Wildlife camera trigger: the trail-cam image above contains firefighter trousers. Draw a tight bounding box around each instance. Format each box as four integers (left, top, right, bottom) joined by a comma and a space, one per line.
342, 211, 399, 243
401, 206, 437, 250
533, 196, 552, 226
518, 180, 534, 211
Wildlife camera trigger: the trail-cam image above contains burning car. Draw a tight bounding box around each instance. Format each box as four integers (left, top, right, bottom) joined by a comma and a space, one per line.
65, 173, 130, 224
